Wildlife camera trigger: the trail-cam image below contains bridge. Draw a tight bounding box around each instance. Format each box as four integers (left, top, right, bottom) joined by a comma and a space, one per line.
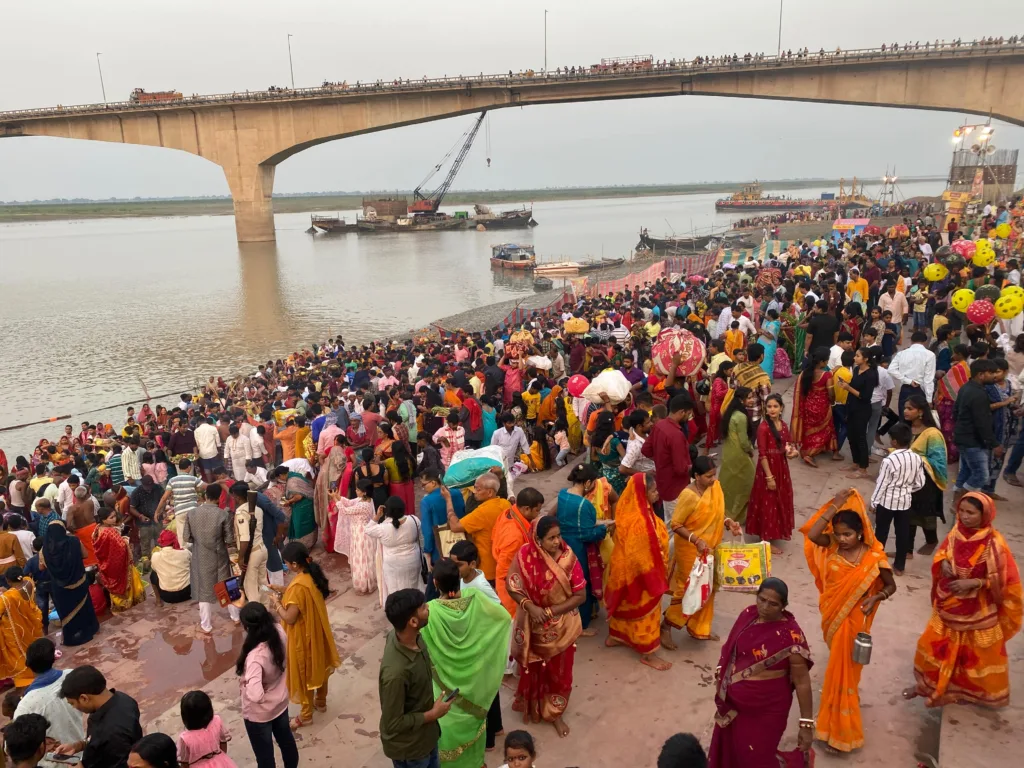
3, 42, 1023, 243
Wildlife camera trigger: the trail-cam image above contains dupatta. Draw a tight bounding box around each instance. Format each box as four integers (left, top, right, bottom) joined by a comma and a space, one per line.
935, 360, 970, 403
911, 426, 948, 490
932, 492, 1023, 636
605, 474, 669, 620
507, 517, 585, 665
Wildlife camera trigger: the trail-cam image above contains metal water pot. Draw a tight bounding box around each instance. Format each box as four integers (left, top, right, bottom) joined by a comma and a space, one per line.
852, 632, 873, 665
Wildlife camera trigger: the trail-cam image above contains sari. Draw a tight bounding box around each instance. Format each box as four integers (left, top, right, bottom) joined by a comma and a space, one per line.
0, 581, 43, 686
705, 377, 729, 448
747, 421, 795, 542
719, 411, 755, 525
790, 370, 837, 457
93, 525, 146, 613
707, 604, 813, 768
333, 496, 376, 594
799, 491, 890, 753
565, 396, 584, 453
481, 406, 498, 448
935, 360, 970, 463
41, 521, 98, 646
912, 492, 1022, 707
555, 489, 607, 629
774, 346, 792, 379
537, 385, 562, 424
665, 480, 726, 639
909, 426, 948, 541
842, 316, 862, 348
759, 320, 780, 380
728, 363, 771, 421
606, 474, 669, 654
595, 436, 627, 494
507, 517, 586, 723
492, 506, 532, 616
585, 476, 616, 568
283, 571, 341, 718
422, 590, 512, 768
286, 472, 317, 546
314, 446, 347, 552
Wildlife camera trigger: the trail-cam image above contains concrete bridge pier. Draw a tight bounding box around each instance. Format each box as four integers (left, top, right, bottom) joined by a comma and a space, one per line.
223, 162, 277, 242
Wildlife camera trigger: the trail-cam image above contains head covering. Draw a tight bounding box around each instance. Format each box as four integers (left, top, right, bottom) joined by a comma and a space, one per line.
959, 491, 996, 531
157, 529, 182, 550
41, 521, 86, 588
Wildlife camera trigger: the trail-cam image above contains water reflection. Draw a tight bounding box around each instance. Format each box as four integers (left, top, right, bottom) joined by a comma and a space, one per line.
237, 240, 288, 344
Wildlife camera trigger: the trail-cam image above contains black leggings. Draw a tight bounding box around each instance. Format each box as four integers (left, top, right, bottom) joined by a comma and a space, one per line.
485, 692, 504, 749
847, 404, 872, 469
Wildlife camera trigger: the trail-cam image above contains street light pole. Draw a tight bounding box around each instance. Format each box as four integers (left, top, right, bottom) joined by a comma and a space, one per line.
544, 9, 548, 72
777, 0, 784, 57
287, 34, 295, 88
96, 52, 107, 103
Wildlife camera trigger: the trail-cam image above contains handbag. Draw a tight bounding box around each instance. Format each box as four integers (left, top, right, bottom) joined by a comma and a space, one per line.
412, 516, 429, 585
714, 541, 771, 593
680, 552, 714, 615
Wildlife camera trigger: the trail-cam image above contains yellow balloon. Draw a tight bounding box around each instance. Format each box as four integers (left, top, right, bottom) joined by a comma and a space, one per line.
988, 228, 999, 239
997, 223, 1012, 239
995, 294, 1024, 320
923, 262, 949, 282
1001, 285, 1024, 301
976, 238, 992, 250
974, 250, 995, 267
952, 288, 975, 312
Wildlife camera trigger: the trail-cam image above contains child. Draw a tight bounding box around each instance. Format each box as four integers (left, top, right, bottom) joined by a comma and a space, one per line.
552, 419, 571, 467
870, 423, 924, 575
706, 338, 731, 379
520, 379, 542, 423
724, 320, 745, 361
21, 536, 51, 635
831, 349, 855, 459
176, 690, 237, 768
416, 432, 443, 477
499, 730, 537, 768
986, 357, 1017, 498
881, 309, 900, 357
521, 425, 550, 473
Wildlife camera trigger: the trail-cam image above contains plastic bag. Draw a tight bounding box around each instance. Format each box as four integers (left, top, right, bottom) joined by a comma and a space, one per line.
525, 355, 552, 370
715, 541, 771, 592
582, 369, 632, 404
443, 445, 506, 488
681, 552, 714, 616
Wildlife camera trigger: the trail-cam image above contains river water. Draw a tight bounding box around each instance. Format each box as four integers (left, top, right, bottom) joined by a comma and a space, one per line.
0, 180, 942, 456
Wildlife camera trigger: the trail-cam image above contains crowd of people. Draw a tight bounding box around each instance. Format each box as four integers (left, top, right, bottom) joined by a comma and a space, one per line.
2, 196, 1024, 767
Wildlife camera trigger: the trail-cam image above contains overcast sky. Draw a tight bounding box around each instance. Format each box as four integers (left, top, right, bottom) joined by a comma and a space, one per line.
1, 0, 1022, 200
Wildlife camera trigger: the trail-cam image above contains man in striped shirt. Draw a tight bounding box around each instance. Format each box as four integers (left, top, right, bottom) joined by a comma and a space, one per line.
156, 459, 205, 542
870, 423, 924, 575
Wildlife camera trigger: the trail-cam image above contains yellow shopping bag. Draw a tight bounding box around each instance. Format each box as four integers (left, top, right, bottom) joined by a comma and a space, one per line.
714, 541, 771, 593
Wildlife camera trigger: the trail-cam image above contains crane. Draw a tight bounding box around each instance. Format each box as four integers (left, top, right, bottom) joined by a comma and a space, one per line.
409, 111, 487, 214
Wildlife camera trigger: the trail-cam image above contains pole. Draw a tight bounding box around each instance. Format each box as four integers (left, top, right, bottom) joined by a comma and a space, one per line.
287, 34, 295, 88
96, 52, 107, 103
544, 10, 548, 72
777, 0, 784, 57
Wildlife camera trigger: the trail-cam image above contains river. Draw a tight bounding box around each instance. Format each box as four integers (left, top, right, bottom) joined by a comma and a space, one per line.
0, 180, 943, 456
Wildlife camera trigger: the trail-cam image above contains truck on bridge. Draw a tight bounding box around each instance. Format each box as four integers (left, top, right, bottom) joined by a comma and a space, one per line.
129, 88, 183, 104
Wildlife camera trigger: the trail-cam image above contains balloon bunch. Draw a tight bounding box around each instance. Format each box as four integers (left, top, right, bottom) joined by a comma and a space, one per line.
973, 238, 996, 267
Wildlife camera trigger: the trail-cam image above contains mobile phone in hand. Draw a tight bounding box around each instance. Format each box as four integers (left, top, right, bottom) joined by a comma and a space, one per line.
46, 754, 82, 764
444, 687, 460, 703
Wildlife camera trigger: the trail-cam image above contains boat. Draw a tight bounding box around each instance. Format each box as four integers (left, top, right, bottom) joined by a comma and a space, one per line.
578, 257, 625, 272
714, 182, 835, 212
534, 257, 624, 278
637, 229, 726, 252
309, 214, 358, 234
473, 204, 538, 229
490, 243, 536, 270
533, 277, 554, 291
396, 215, 467, 231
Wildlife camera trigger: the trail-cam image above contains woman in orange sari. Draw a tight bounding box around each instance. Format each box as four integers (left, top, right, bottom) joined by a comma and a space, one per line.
92, 507, 146, 613
604, 472, 671, 670
934, 346, 970, 462
506, 516, 586, 739
0, 566, 42, 688
664, 456, 743, 642
790, 348, 838, 466
537, 384, 563, 426
905, 492, 1022, 707
801, 488, 897, 755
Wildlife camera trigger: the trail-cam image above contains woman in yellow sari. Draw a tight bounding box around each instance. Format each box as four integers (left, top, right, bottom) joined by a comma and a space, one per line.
586, 475, 620, 567
604, 472, 671, 670
905, 492, 1022, 708
0, 566, 43, 688
269, 541, 341, 729
664, 456, 742, 642
800, 488, 897, 755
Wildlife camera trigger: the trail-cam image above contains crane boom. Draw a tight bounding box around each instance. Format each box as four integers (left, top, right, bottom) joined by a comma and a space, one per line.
410, 111, 486, 214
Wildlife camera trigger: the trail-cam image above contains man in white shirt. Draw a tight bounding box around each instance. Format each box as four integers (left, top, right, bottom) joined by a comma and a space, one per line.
620, 411, 656, 473
377, 366, 401, 391
734, 306, 757, 338
715, 304, 733, 340
249, 425, 269, 466
193, 417, 223, 480
1007, 259, 1021, 287
878, 282, 910, 325
489, 413, 529, 466
889, 330, 937, 416
828, 332, 855, 371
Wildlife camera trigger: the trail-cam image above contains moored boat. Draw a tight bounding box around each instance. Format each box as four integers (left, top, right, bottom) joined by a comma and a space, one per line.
714, 181, 836, 212
473, 204, 538, 229
533, 276, 554, 291
309, 214, 359, 234
490, 243, 536, 270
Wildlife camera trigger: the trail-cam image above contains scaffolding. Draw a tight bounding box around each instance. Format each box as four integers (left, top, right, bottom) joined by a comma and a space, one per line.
947, 147, 1018, 202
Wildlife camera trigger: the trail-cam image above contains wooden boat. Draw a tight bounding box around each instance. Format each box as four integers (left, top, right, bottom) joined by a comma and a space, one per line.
309, 214, 358, 234
533, 277, 554, 291
637, 230, 724, 252
473, 204, 538, 229
534, 261, 582, 277
714, 181, 835, 212
577, 257, 625, 272
490, 243, 536, 270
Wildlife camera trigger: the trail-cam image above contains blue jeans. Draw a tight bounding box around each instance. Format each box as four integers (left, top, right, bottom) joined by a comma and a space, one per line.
1005, 429, 1024, 476
955, 446, 991, 492
244, 710, 299, 768
393, 748, 440, 768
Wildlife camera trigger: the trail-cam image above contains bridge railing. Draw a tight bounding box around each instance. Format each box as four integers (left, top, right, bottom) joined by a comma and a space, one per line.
2, 41, 1022, 122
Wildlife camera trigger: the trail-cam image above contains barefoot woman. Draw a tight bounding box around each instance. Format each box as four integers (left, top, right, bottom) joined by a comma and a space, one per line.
605, 472, 672, 670
507, 516, 585, 738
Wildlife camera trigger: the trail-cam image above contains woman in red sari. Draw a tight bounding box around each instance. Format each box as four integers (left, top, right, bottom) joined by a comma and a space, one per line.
708, 578, 814, 768
92, 507, 146, 613
747, 394, 795, 551
842, 304, 863, 348
506, 515, 586, 739
790, 348, 838, 467
704, 362, 734, 451
934, 345, 970, 463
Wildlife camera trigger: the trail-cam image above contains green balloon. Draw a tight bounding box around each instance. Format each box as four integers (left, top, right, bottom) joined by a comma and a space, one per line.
934, 244, 952, 259
942, 254, 966, 272
976, 284, 1002, 303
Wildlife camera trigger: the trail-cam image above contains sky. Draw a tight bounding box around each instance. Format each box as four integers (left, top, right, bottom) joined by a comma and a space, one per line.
1, 0, 1023, 201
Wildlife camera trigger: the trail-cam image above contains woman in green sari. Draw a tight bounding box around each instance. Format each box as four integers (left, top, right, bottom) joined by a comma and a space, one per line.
282, 468, 318, 549
719, 387, 756, 525
422, 560, 512, 768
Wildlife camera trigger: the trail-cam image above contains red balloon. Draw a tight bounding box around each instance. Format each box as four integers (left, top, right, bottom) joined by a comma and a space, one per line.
567, 374, 590, 398
965, 299, 996, 324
